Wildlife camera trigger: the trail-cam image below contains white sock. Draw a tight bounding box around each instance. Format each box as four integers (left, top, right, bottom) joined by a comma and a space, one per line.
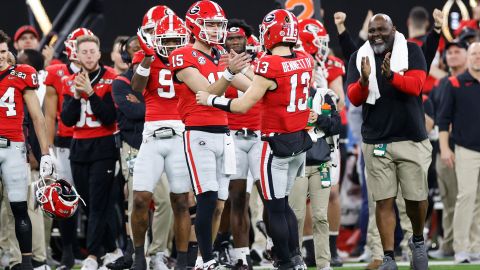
233, 247, 250, 264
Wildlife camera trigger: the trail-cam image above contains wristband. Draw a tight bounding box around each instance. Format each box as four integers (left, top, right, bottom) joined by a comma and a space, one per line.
223, 68, 235, 81
240, 66, 249, 75
136, 65, 151, 77
211, 96, 232, 112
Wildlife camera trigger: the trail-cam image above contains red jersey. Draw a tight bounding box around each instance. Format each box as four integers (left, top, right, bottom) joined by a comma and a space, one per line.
63, 68, 117, 139
0, 64, 38, 142
325, 55, 345, 84
170, 46, 228, 127
135, 52, 181, 122
44, 64, 75, 138
225, 85, 261, 130
255, 51, 314, 134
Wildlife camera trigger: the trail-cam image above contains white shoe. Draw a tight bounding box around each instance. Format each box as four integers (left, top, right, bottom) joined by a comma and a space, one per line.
33, 264, 52, 270
455, 252, 471, 264
81, 258, 98, 270
356, 249, 372, 262
150, 252, 169, 270
194, 256, 203, 270
99, 248, 123, 269
469, 252, 480, 261
318, 267, 333, 270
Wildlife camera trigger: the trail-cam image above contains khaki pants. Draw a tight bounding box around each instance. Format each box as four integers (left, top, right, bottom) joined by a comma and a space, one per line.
362, 140, 431, 201
124, 142, 173, 254
0, 169, 46, 266
289, 166, 331, 268
453, 145, 480, 254
435, 152, 457, 254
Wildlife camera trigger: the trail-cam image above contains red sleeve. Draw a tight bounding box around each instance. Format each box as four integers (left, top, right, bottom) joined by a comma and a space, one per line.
390, 69, 427, 96
169, 48, 197, 72
16, 64, 39, 90
326, 57, 345, 83
62, 74, 77, 97
347, 80, 369, 106
253, 55, 278, 79
44, 65, 57, 86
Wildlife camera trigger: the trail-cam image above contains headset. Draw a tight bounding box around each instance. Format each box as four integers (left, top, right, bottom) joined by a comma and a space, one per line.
120, 36, 137, 64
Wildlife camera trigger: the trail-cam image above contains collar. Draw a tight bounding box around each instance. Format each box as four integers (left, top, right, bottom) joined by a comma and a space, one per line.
461, 70, 480, 83
196, 47, 221, 65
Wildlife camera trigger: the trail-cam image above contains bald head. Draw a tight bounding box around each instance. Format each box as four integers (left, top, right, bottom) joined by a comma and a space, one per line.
368, 13, 396, 54
467, 42, 480, 72
370, 14, 393, 26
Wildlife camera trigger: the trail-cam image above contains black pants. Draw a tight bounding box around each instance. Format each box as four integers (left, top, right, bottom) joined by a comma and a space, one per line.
71, 158, 117, 257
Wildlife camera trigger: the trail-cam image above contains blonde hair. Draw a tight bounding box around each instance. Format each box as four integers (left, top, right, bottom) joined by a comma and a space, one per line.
76, 35, 100, 49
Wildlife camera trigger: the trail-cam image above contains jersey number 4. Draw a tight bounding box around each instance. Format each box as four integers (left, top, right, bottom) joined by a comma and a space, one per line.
287, 72, 310, 112
0, 87, 16, 117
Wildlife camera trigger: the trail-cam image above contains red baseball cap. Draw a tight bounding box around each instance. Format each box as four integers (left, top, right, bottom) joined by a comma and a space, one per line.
14, 25, 40, 42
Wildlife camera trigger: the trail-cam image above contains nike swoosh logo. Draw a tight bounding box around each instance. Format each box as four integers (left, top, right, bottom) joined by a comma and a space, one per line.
107, 170, 113, 173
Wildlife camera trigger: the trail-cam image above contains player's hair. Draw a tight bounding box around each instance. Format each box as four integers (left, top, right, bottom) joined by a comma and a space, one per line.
409, 6, 429, 30
18, 49, 44, 71
76, 34, 100, 49
113, 35, 129, 50
227, 19, 254, 37
0, 30, 11, 44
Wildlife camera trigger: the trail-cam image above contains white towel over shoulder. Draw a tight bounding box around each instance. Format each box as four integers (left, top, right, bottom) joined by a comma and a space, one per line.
356, 31, 409, 104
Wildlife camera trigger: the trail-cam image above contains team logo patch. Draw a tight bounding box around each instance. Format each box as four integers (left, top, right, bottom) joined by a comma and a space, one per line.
56, 69, 64, 77
264, 13, 275, 23
229, 27, 240, 33
199, 141, 206, 146
67, 80, 74, 86
305, 24, 320, 33
192, 51, 198, 57
198, 56, 206, 65
189, 5, 200, 15
165, 8, 174, 16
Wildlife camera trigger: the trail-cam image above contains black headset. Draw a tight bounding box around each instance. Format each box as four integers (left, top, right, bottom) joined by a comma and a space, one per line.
120, 36, 137, 64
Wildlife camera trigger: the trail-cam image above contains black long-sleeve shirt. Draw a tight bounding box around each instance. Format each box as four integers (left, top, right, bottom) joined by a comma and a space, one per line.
60, 66, 118, 162
112, 69, 145, 149
437, 71, 480, 152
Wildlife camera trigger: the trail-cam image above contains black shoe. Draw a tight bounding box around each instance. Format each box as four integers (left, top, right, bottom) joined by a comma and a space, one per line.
273, 260, 294, 270
232, 259, 249, 270
330, 255, 343, 267
217, 241, 232, 266
130, 255, 147, 270
291, 254, 307, 270
249, 250, 262, 266
106, 255, 133, 270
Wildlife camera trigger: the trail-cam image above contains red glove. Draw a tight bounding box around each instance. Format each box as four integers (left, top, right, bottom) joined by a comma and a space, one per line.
137, 28, 155, 56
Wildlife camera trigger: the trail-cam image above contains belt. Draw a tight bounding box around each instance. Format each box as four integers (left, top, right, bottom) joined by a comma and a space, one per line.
235, 128, 258, 138
0, 136, 11, 148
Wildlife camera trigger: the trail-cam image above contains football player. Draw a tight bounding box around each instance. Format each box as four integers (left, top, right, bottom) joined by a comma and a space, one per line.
213, 19, 262, 269
130, 14, 192, 270
0, 30, 54, 270
196, 9, 314, 269
169, 1, 251, 268
298, 19, 345, 267
60, 34, 121, 270
43, 27, 94, 270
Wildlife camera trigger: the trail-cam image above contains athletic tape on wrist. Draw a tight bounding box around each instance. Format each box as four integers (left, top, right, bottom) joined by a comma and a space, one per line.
223, 68, 235, 81
136, 65, 150, 77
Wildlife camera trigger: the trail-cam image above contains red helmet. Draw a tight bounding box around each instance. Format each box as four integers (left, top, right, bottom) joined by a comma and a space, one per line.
259, 9, 298, 51
246, 34, 261, 54
298, 18, 329, 60
142, 5, 176, 31
64, 28, 94, 61
185, 0, 228, 45
34, 178, 84, 219
153, 14, 189, 57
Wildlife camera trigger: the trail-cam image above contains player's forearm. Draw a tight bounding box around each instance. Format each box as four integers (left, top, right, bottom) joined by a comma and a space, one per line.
439, 131, 450, 152
32, 115, 50, 155
45, 115, 56, 146
207, 77, 231, 96
131, 57, 152, 92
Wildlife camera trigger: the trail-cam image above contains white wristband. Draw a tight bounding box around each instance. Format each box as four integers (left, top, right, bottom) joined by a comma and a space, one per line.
223, 68, 235, 81
207, 95, 216, 106
136, 65, 150, 77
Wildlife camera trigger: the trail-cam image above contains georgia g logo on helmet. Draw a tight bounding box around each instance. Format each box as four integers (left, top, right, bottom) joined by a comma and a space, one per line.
189, 5, 200, 15
264, 12, 275, 23
229, 27, 240, 33
305, 24, 320, 34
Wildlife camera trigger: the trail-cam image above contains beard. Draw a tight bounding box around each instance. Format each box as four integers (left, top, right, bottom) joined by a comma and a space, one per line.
372, 43, 387, 54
